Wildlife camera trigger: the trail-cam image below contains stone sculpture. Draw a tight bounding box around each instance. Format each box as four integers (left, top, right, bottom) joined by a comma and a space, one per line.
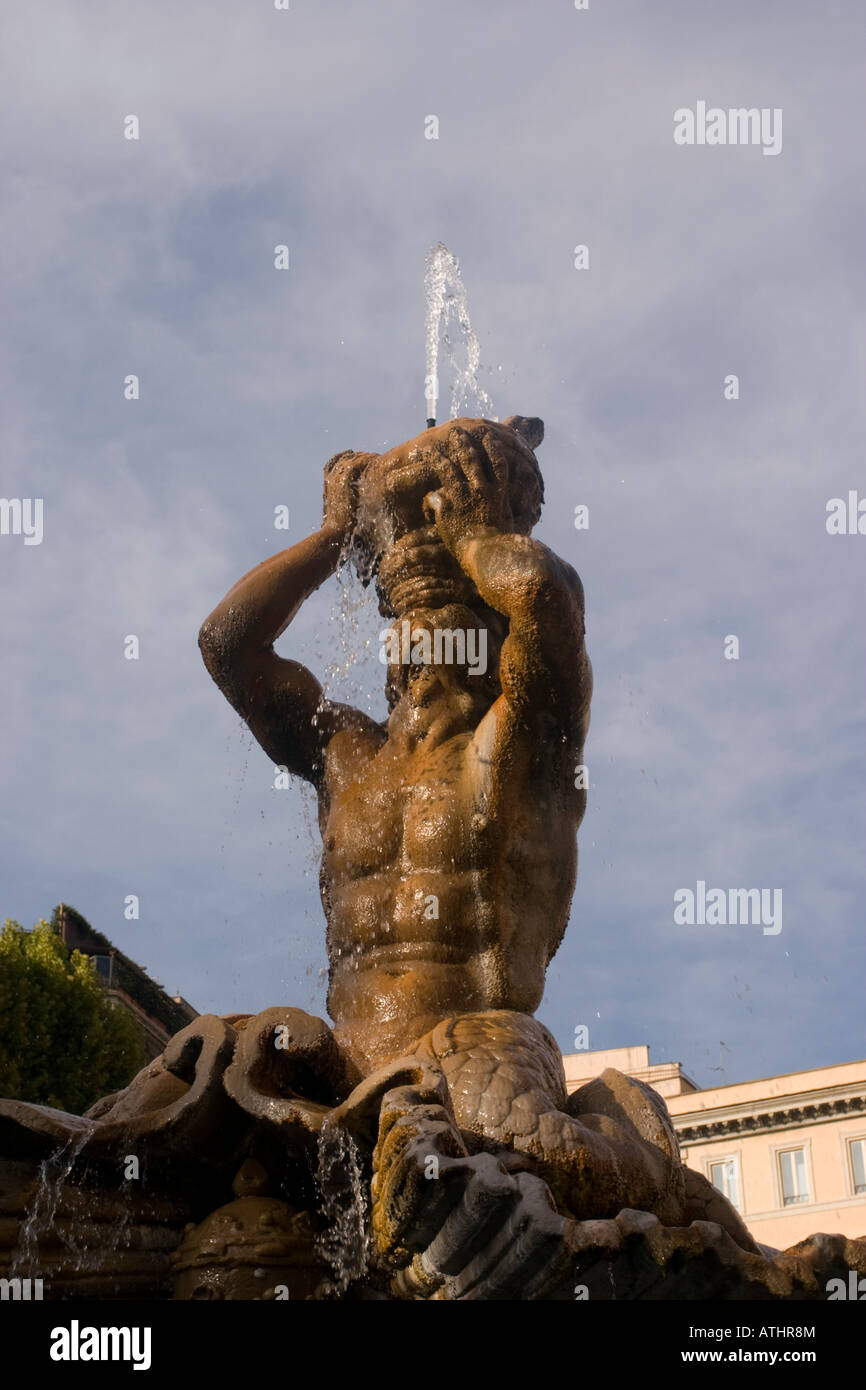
2, 416, 864, 1299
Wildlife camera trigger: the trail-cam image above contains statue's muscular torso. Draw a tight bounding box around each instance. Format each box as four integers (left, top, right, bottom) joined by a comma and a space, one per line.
321, 702, 580, 1073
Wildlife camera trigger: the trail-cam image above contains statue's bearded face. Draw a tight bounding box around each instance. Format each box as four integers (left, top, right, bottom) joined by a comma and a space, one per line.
350, 417, 543, 618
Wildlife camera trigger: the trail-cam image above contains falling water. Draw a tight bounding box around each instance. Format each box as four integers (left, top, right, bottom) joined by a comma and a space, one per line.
12, 1121, 95, 1277
424, 243, 496, 424
314, 1119, 370, 1296
320, 560, 381, 720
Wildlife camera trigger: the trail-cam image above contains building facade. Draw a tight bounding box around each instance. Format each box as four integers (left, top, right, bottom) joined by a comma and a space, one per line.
53, 904, 197, 1060
563, 1045, 866, 1251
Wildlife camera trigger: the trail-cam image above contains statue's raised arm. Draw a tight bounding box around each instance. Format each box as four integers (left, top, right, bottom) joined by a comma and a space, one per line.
198, 449, 383, 785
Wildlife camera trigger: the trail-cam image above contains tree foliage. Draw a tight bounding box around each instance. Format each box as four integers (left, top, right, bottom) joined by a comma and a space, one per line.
0, 919, 146, 1114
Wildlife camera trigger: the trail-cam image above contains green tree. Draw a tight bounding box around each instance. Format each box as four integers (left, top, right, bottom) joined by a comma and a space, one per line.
0, 919, 146, 1113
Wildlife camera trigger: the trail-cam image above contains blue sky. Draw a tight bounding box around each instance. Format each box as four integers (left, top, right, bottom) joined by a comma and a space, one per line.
2, 1, 864, 1090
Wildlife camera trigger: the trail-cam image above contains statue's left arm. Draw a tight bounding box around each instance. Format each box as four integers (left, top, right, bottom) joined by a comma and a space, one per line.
424, 422, 592, 738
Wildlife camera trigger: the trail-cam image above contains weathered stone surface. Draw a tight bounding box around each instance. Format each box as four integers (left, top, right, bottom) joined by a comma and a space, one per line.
222, 1006, 352, 1139
84, 1014, 238, 1154
171, 1196, 327, 1301
0, 1104, 93, 1167
0, 1157, 190, 1299
554, 1209, 866, 1302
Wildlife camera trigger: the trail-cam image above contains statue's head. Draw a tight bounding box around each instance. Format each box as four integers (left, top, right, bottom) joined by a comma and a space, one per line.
349, 416, 545, 619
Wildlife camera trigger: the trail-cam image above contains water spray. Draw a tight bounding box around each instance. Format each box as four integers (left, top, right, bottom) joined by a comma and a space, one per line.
424, 242, 495, 430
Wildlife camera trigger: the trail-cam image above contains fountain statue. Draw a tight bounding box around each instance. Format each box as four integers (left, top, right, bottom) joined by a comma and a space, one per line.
1, 415, 864, 1300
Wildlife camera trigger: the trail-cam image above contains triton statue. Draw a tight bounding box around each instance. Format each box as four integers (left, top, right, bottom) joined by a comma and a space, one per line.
2, 417, 863, 1301
196, 415, 756, 1297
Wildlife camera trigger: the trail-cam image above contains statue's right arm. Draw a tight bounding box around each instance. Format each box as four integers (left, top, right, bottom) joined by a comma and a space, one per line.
198, 452, 380, 784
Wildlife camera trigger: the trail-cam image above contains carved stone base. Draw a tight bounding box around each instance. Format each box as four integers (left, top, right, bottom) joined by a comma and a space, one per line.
2, 1011, 864, 1301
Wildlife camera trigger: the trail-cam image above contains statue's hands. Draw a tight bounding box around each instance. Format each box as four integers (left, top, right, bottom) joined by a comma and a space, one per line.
372, 1080, 575, 1300
422, 424, 515, 553
322, 450, 370, 548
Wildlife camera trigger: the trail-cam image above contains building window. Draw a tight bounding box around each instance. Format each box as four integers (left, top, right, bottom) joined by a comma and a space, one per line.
92, 954, 113, 985
778, 1148, 810, 1206
848, 1138, 866, 1195
708, 1156, 741, 1210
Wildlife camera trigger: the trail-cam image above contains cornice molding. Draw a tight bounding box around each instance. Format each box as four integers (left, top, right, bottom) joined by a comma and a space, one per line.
674, 1088, 866, 1144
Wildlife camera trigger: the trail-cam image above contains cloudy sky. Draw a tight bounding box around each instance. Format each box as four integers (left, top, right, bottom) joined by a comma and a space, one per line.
2, 1, 863, 1091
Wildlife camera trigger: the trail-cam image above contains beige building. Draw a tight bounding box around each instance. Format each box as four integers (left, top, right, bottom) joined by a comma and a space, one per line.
563, 1045, 866, 1251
